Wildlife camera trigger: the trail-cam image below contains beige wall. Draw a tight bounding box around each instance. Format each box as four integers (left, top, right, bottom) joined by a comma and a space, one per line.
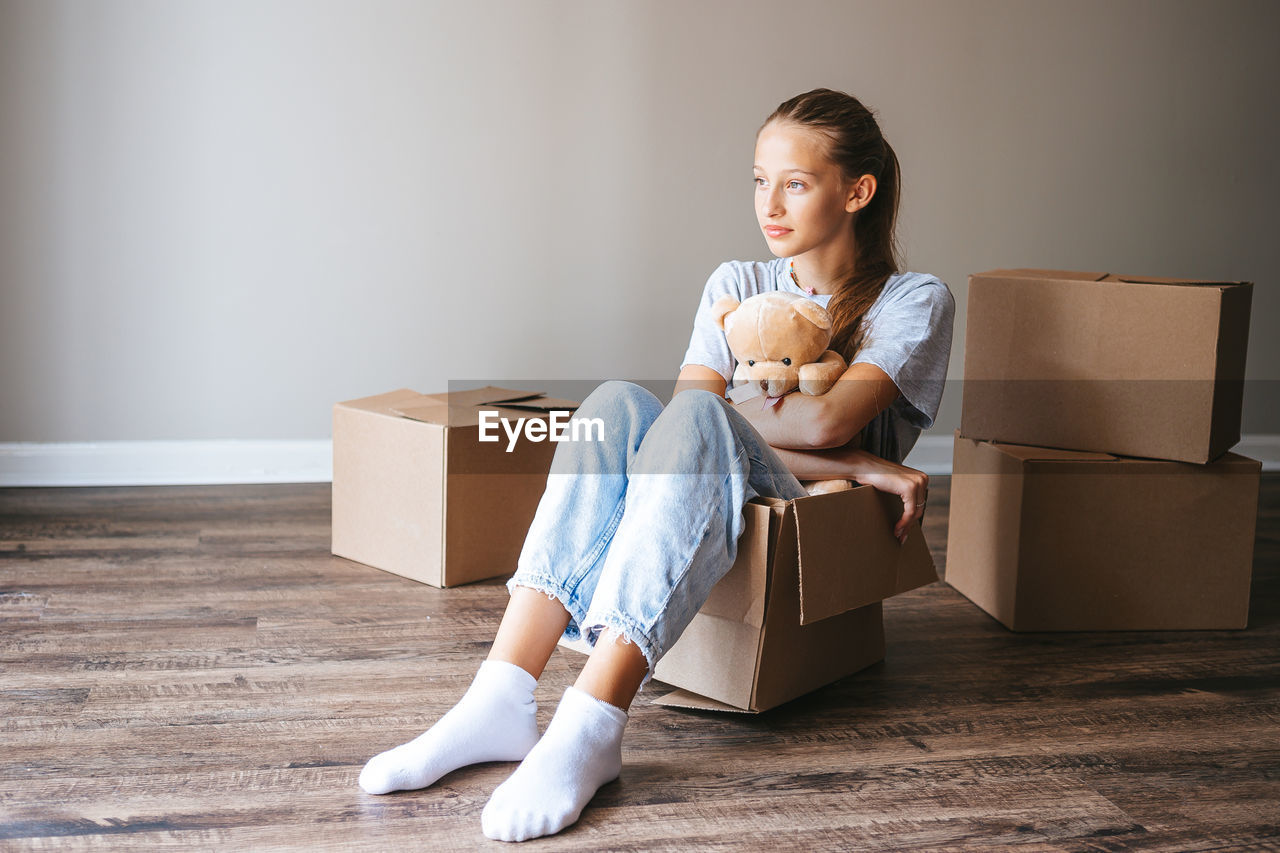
2, 0, 1276, 442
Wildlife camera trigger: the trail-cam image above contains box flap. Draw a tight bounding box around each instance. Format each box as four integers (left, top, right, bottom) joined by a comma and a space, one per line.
391, 402, 453, 426
392, 387, 579, 427
336, 387, 558, 426
653, 688, 760, 714
973, 268, 1247, 289
973, 268, 1108, 282
494, 396, 581, 413
791, 487, 937, 626
1208, 283, 1253, 458
972, 269, 1249, 290
1106, 274, 1246, 287
334, 388, 427, 417
988, 441, 1117, 463
420, 386, 545, 408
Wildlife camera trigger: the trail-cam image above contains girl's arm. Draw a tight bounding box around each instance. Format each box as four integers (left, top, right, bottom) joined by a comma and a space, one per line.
769, 443, 865, 481
673, 364, 727, 397
733, 361, 901, 450
772, 440, 931, 543
674, 361, 897, 450
673, 362, 927, 541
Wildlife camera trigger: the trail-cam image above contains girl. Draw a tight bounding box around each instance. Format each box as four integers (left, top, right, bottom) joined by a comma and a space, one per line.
358, 88, 955, 842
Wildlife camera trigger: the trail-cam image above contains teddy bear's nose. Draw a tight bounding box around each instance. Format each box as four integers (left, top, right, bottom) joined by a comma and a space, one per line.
758, 377, 786, 398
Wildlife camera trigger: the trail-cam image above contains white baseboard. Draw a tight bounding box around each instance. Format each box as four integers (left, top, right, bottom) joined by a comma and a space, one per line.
901, 435, 956, 476
0, 434, 1276, 487
0, 440, 333, 487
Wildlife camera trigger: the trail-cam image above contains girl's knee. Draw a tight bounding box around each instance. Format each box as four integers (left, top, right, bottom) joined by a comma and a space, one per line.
661, 388, 732, 428
582, 380, 661, 415
569, 382, 665, 454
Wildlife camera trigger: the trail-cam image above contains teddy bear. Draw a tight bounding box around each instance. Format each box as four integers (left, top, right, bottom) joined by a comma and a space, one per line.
711, 291, 854, 496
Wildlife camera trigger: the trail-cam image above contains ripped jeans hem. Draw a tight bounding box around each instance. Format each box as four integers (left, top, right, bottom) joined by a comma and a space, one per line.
507, 573, 588, 642
579, 610, 660, 687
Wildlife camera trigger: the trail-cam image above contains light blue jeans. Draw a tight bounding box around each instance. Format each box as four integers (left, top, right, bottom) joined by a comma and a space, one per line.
508, 380, 810, 681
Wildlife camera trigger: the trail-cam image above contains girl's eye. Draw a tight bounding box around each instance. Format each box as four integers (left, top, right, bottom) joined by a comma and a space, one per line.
753, 177, 804, 189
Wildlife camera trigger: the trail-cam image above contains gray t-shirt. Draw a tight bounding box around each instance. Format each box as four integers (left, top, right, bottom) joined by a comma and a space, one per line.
680, 257, 956, 465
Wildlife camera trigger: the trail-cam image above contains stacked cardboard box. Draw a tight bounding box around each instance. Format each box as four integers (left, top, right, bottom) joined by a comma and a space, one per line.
946, 269, 1261, 630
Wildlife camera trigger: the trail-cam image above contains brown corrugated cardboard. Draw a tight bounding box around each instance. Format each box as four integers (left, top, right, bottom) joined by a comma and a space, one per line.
559, 485, 936, 713
961, 268, 1253, 464
332, 386, 578, 587
945, 431, 1261, 631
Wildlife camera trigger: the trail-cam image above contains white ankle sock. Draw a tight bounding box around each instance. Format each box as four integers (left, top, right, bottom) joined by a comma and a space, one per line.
481, 685, 627, 842
358, 659, 539, 795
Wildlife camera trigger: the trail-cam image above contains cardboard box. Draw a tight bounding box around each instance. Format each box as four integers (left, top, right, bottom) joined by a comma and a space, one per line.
945, 431, 1261, 631
332, 386, 578, 588
961, 268, 1253, 464
560, 486, 937, 713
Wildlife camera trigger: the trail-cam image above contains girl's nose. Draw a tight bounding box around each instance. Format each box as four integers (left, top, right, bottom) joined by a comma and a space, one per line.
762, 186, 784, 216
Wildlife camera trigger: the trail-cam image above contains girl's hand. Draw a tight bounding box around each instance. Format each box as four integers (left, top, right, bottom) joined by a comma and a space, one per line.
846, 451, 929, 545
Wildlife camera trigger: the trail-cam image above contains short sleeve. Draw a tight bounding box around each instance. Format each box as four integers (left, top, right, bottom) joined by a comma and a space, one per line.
850, 278, 956, 429
679, 262, 741, 383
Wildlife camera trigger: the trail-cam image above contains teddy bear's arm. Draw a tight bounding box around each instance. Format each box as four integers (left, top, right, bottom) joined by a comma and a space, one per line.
797, 350, 846, 396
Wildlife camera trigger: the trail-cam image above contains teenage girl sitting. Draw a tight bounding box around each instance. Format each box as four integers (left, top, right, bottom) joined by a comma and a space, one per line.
358, 87, 956, 843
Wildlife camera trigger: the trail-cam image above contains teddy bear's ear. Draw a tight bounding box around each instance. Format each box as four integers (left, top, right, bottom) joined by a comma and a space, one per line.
791, 298, 833, 332
711, 296, 741, 331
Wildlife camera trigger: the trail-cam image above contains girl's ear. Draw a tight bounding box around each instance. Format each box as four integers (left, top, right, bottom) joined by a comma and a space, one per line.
711, 296, 741, 330
846, 173, 877, 214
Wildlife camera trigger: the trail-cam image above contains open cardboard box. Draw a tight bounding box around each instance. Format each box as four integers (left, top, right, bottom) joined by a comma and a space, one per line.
961, 268, 1253, 464
332, 386, 578, 588
945, 431, 1261, 631
561, 485, 937, 713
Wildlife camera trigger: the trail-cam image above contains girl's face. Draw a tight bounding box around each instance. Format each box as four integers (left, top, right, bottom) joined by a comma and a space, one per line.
753, 121, 860, 258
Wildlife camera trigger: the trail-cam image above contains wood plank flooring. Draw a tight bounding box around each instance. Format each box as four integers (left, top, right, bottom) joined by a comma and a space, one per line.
1, 478, 1277, 851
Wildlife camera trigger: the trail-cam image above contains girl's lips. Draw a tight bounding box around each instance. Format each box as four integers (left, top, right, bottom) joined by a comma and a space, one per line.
764, 227, 792, 237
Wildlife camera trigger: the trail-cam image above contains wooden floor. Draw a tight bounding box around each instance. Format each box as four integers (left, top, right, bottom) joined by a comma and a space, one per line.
1, 478, 1277, 852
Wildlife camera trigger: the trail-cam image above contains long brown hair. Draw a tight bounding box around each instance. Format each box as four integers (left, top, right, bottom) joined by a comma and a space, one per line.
759, 88, 902, 361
